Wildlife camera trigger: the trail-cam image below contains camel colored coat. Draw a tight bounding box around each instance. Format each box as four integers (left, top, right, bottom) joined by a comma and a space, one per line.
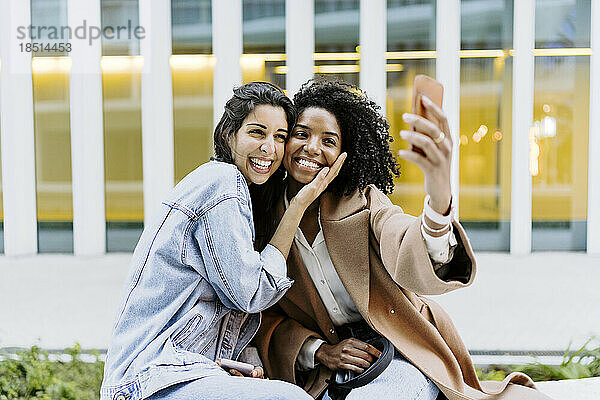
255, 186, 551, 400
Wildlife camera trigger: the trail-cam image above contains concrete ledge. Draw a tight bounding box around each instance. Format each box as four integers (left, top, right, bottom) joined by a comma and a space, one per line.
434, 252, 600, 352
536, 377, 600, 399
1, 252, 599, 354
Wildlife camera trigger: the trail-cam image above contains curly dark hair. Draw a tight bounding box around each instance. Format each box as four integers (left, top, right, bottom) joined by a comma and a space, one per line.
293, 79, 399, 195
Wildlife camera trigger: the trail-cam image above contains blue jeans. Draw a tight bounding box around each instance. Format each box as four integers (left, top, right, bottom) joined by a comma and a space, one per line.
146, 374, 312, 400
322, 351, 440, 400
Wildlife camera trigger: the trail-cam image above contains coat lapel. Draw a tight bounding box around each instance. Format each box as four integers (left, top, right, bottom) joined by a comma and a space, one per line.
320, 191, 371, 316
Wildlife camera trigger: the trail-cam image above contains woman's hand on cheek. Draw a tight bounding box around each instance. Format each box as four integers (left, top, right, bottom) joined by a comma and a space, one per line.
291, 152, 347, 210
398, 97, 452, 214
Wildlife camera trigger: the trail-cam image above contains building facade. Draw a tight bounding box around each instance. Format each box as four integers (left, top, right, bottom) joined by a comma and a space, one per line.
0, 0, 598, 255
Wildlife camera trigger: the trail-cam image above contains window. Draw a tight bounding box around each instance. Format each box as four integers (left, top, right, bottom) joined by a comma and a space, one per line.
386, 0, 436, 216
459, 0, 513, 250
531, 0, 590, 250
31, 0, 73, 252
102, 0, 143, 251
172, 0, 214, 184
314, 0, 360, 85
242, 0, 286, 88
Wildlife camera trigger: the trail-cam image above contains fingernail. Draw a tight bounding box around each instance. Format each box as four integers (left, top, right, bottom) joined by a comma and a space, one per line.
422, 95, 432, 105
402, 113, 415, 123
399, 130, 408, 138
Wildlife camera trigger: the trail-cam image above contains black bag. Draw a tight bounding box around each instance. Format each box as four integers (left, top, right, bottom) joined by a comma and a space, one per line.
325, 323, 395, 400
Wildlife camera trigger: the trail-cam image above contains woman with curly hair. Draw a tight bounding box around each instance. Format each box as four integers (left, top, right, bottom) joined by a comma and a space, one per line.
254, 80, 549, 400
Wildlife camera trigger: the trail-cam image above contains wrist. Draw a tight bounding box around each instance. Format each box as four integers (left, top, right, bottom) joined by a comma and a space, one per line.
314, 342, 328, 364
428, 196, 451, 216
287, 198, 308, 217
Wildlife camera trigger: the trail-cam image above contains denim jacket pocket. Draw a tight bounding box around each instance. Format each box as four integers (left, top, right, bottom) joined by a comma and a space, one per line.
171, 314, 203, 349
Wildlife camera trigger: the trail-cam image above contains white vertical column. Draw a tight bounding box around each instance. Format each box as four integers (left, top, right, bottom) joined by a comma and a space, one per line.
588, 0, 600, 255
436, 0, 461, 217
213, 0, 242, 129
286, 0, 314, 96
360, 0, 386, 112
139, 0, 174, 225
511, 0, 535, 255
68, 0, 106, 255
0, 0, 38, 255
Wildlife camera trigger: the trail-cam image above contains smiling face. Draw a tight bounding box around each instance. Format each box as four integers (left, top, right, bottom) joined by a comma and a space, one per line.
284, 107, 342, 186
229, 104, 288, 185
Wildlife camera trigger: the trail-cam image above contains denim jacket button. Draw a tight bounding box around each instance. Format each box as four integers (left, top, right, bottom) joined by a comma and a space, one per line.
115, 395, 126, 400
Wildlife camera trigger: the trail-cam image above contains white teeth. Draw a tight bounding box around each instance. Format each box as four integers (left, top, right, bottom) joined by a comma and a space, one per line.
250, 158, 272, 169
296, 159, 320, 169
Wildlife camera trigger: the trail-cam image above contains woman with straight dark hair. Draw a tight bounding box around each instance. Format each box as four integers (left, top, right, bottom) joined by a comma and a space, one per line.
100, 81, 345, 400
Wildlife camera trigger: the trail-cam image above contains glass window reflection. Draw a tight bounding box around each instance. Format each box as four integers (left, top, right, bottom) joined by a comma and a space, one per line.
459, 0, 513, 251
172, 0, 214, 184
531, 55, 589, 250
102, 57, 144, 252
101, 0, 141, 56
535, 0, 590, 49
30, 0, 68, 57
172, 0, 212, 54
242, 0, 286, 88
386, 0, 436, 216
31, 0, 73, 252
314, 0, 359, 86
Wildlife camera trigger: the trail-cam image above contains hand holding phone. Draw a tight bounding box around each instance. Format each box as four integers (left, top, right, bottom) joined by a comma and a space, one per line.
217, 358, 262, 378
399, 74, 453, 214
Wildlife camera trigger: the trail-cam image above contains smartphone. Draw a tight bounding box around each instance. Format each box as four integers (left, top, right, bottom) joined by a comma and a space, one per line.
217, 358, 255, 376
410, 74, 444, 155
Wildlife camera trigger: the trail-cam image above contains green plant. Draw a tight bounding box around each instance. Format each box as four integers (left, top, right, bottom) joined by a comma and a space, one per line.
477, 337, 600, 382
0, 344, 103, 400
476, 366, 509, 381
515, 337, 600, 382
2, 338, 600, 398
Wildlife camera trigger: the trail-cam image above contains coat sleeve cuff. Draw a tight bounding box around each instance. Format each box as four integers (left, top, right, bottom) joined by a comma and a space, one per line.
296, 338, 326, 371
420, 221, 458, 265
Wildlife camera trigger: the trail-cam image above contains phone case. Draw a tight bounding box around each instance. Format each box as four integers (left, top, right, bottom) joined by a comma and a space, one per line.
411, 74, 443, 117
218, 358, 255, 376
409, 75, 444, 155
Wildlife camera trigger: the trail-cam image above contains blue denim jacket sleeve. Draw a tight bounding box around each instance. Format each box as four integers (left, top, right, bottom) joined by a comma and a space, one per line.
195, 196, 294, 313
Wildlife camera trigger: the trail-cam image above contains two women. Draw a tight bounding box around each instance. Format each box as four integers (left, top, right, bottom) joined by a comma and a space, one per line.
254, 80, 550, 400
103, 79, 548, 400
101, 82, 344, 400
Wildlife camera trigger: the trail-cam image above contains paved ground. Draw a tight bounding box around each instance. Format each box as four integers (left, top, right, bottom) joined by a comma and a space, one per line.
536, 377, 600, 399
0, 252, 599, 353
1, 252, 599, 399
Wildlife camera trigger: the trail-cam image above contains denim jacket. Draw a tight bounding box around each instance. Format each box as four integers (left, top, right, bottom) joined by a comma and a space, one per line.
101, 161, 294, 400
